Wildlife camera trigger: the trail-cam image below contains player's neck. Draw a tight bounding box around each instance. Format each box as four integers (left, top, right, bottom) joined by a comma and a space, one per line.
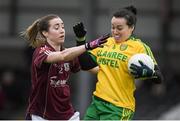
47, 40, 61, 51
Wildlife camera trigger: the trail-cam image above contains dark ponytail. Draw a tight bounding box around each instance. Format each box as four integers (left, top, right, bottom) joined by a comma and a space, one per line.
21, 14, 59, 48
124, 5, 137, 15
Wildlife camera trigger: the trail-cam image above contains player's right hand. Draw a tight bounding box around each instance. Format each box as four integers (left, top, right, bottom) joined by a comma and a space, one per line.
85, 33, 110, 50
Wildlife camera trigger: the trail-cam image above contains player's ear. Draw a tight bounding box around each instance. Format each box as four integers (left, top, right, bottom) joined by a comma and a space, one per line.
131, 26, 135, 31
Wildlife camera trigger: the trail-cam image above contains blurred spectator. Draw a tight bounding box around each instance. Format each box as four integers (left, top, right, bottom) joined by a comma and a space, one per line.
0, 68, 28, 110
1, 69, 18, 109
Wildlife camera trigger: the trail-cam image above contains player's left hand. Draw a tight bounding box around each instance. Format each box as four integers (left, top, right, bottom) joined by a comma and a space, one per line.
73, 22, 87, 46
73, 22, 87, 39
130, 60, 154, 78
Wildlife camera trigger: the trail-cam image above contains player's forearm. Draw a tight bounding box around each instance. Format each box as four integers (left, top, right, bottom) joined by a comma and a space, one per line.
151, 68, 164, 84
78, 51, 98, 70
148, 65, 164, 84
46, 45, 86, 63
88, 66, 99, 74
62, 45, 86, 61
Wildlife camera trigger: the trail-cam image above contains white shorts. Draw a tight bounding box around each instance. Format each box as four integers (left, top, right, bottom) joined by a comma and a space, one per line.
31, 111, 80, 121
68, 111, 80, 121
31, 114, 47, 120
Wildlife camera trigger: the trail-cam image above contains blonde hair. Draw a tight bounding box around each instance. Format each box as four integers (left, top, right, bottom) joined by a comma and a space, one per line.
21, 14, 59, 48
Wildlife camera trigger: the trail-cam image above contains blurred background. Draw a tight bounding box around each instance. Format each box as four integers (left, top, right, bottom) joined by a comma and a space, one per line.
0, 0, 180, 119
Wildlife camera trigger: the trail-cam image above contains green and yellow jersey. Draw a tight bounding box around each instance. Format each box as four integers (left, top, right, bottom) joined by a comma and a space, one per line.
89, 36, 157, 112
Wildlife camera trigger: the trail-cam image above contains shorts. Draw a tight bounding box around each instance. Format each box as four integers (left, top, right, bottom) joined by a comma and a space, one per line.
84, 96, 134, 120
26, 111, 80, 121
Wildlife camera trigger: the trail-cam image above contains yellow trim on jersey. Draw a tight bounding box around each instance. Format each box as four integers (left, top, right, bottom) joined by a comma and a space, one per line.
141, 42, 157, 64
89, 36, 158, 112
121, 108, 133, 120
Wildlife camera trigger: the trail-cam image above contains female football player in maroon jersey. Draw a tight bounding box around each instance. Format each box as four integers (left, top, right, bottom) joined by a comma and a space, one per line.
21, 14, 109, 120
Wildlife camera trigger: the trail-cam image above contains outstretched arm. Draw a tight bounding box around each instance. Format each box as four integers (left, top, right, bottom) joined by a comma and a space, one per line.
45, 34, 108, 63
45, 45, 86, 63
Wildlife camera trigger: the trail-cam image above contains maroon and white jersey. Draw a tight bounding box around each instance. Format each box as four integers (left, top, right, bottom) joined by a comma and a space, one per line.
26, 43, 80, 120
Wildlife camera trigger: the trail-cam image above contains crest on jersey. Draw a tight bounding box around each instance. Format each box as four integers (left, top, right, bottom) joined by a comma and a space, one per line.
120, 44, 128, 51
112, 45, 116, 49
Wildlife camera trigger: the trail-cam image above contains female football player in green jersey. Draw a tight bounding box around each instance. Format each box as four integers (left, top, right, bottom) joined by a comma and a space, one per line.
73, 6, 164, 120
